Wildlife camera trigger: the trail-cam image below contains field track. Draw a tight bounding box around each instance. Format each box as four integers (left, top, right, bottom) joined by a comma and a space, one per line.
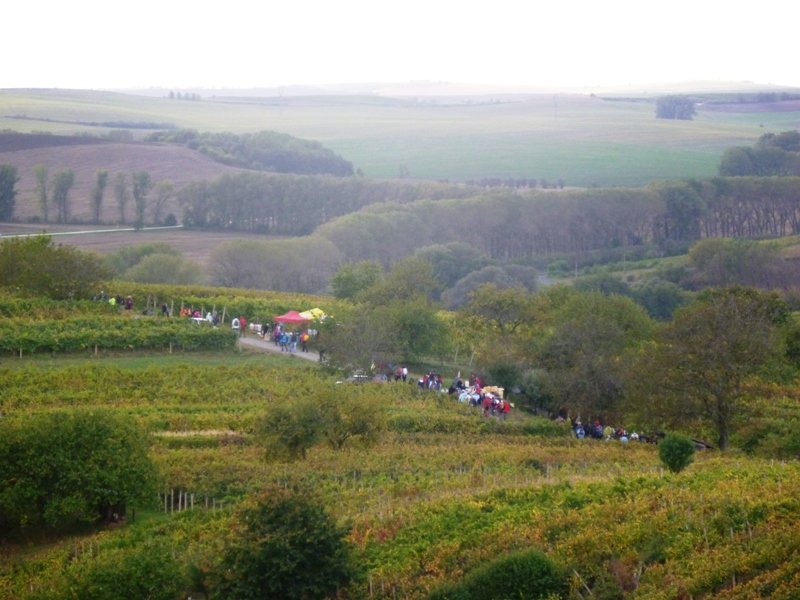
0, 222, 282, 266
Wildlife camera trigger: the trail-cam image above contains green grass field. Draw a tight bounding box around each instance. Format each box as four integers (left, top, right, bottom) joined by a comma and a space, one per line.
2, 88, 799, 187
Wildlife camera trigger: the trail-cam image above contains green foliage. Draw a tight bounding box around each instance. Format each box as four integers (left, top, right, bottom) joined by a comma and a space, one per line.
485, 360, 522, 394
207, 236, 341, 293
318, 387, 388, 450
34, 164, 49, 222
627, 287, 788, 450
131, 170, 152, 228
208, 487, 360, 599
444, 266, 537, 310
91, 169, 108, 223
60, 541, 186, 600
50, 168, 75, 223
655, 180, 705, 241
655, 95, 697, 120
0, 409, 157, 529
719, 131, 800, 176
257, 398, 325, 461
105, 242, 180, 276
658, 433, 695, 473
331, 260, 383, 300
320, 297, 447, 369
429, 548, 567, 600
631, 277, 688, 320
537, 290, 654, 419
758, 130, 800, 152
113, 171, 129, 224
357, 256, 441, 305
375, 298, 450, 363
0, 163, 19, 220
414, 242, 492, 290
687, 238, 795, 290
257, 386, 387, 460
463, 284, 536, 335
179, 171, 474, 236
123, 253, 204, 285
147, 129, 354, 176
574, 273, 632, 297
0, 235, 112, 299
0, 293, 115, 319
0, 315, 238, 354
102, 280, 343, 324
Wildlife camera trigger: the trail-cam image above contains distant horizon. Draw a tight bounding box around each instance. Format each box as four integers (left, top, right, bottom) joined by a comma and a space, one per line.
4, 0, 798, 92
5, 79, 799, 99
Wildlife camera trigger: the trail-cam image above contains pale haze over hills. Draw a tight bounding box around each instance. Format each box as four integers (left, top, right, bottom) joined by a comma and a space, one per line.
3, 0, 798, 92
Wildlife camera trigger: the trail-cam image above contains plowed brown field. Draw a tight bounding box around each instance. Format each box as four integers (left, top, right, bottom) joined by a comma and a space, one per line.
0, 134, 243, 222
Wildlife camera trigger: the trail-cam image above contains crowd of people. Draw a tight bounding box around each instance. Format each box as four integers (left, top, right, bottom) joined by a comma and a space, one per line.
569, 418, 645, 443
269, 324, 312, 353
94, 291, 134, 310
448, 373, 512, 419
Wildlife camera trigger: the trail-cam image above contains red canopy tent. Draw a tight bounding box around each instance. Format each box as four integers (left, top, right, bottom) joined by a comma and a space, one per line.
273, 310, 311, 324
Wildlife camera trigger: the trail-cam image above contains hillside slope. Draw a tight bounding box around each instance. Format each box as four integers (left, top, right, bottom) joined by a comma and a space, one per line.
0, 135, 243, 222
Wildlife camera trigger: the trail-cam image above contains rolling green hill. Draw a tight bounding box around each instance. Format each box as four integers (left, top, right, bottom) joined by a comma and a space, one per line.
2, 87, 800, 187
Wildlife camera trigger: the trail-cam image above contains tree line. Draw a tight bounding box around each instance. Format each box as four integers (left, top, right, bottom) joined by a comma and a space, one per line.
307, 177, 800, 266
199, 176, 800, 295
178, 172, 479, 235
145, 129, 355, 176
0, 163, 177, 226
176, 173, 800, 269
719, 130, 800, 176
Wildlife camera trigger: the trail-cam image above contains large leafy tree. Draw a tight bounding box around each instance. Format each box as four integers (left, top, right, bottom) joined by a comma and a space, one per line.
0, 410, 157, 529
257, 386, 387, 460
536, 290, 654, 420
626, 287, 788, 450
0, 164, 19, 221
113, 172, 129, 224
150, 179, 174, 224
330, 260, 382, 300
132, 171, 153, 228
320, 298, 447, 370
0, 235, 111, 299
91, 169, 109, 223
373, 297, 450, 364
33, 164, 48, 222
208, 487, 360, 599
686, 238, 796, 290
655, 95, 696, 120
463, 283, 537, 336
50, 168, 75, 223
414, 241, 492, 289
443, 264, 537, 309
356, 256, 440, 305
655, 180, 705, 241
124, 253, 204, 285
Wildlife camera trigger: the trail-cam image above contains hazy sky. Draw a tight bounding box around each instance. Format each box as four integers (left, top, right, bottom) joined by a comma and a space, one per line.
4, 0, 797, 91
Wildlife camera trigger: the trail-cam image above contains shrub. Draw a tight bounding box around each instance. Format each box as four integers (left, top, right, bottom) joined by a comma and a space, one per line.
0, 410, 157, 529
429, 548, 567, 600
61, 542, 185, 600
658, 433, 695, 473
257, 386, 387, 460
208, 487, 360, 599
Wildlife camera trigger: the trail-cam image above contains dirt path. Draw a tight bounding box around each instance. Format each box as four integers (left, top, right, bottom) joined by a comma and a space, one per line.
237, 335, 320, 362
